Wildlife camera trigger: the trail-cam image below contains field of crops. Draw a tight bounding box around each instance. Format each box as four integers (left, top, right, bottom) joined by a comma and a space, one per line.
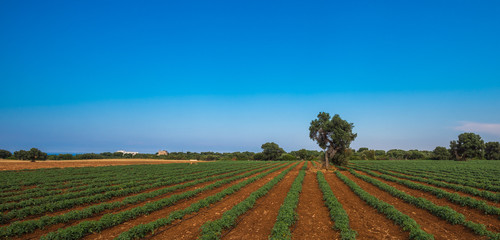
0, 160, 498, 240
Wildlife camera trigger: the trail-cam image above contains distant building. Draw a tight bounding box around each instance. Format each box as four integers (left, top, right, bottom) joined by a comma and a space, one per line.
116, 150, 139, 156
157, 150, 169, 156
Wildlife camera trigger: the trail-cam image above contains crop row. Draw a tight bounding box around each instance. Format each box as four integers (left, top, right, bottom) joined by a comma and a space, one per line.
347, 169, 500, 240
0, 164, 212, 204
44, 162, 296, 240
0, 163, 260, 223
269, 162, 307, 240
353, 162, 500, 192
389, 168, 499, 187
0, 162, 280, 238
197, 162, 301, 240
0, 163, 253, 211
0, 163, 187, 191
316, 171, 356, 240
0, 163, 214, 198
355, 165, 499, 202
352, 167, 500, 216
39, 162, 291, 240
334, 170, 434, 240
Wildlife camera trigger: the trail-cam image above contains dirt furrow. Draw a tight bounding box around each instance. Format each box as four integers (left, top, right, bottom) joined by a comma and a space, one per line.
323, 171, 407, 239
354, 170, 500, 233
84, 163, 292, 240
19, 164, 279, 240
222, 162, 303, 239
148, 162, 304, 240
343, 171, 486, 240
292, 169, 338, 240
370, 169, 500, 208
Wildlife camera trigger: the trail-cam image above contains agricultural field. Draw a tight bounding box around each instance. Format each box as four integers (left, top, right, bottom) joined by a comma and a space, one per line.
0, 160, 499, 240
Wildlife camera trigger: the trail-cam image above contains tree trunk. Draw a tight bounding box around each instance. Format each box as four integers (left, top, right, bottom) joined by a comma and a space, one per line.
324, 150, 329, 169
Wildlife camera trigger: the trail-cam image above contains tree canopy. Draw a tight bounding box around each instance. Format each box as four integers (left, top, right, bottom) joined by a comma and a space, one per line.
485, 142, 500, 160
450, 133, 485, 161
309, 112, 357, 168
260, 142, 285, 161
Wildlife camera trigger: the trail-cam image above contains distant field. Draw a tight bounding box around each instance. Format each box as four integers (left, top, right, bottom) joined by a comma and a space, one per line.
0, 160, 498, 239
0, 159, 205, 170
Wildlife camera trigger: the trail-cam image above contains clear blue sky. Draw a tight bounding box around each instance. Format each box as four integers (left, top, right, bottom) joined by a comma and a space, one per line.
1, 0, 499, 153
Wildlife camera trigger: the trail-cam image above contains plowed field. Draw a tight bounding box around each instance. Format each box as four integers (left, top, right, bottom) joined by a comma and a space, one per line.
0, 160, 498, 240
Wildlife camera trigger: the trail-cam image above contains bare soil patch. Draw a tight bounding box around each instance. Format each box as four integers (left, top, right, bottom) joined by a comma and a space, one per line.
0, 159, 205, 171
223, 162, 303, 239
292, 170, 338, 240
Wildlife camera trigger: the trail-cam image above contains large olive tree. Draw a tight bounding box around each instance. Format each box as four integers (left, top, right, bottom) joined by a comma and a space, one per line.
309, 112, 357, 168
450, 133, 484, 161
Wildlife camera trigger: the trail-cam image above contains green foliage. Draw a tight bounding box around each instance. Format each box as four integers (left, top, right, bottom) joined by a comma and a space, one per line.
261, 142, 285, 161
198, 163, 300, 240
485, 142, 500, 160
351, 167, 500, 216
0, 149, 12, 159
348, 169, 499, 239
431, 146, 451, 160
269, 167, 306, 239
357, 147, 369, 153
450, 133, 485, 160
119, 162, 299, 240
387, 149, 407, 160
309, 112, 357, 167
279, 153, 297, 161
0, 162, 277, 237
335, 171, 434, 240
317, 171, 357, 240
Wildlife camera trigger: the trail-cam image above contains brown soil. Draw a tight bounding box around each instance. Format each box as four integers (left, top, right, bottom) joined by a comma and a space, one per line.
83, 163, 293, 240
292, 170, 338, 240
324, 171, 408, 239
371, 170, 500, 208
222, 162, 302, 239
354, 170, 500, 233
19, 164, 281, 240
8, 169, 236, 225
342, 171, 487, 240
0, 159, 206, 171
148, 162, 303, 240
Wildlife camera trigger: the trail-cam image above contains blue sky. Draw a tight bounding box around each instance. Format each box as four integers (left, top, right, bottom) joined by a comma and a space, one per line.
1, 0, 499, 153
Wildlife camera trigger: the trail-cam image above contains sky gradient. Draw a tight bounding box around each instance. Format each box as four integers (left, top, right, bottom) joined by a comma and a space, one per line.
1, 0, 499, 153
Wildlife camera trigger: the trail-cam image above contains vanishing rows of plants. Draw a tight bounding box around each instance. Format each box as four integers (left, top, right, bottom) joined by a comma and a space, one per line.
345, 168, 500, 240
41, 162, 297, 240
0, 163, 270, 223
316, 171, 357, 240
334, 169, 434, 240
0, 162, 280, 237
268, 162, 307, 240
384, 168, 499, 188
0, 163, 265, 212
196, 162, 301, 239
0, 163, 198, 195
352, 160, 500, 192
351, 166, 500, 216
352, 165, 500, 202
